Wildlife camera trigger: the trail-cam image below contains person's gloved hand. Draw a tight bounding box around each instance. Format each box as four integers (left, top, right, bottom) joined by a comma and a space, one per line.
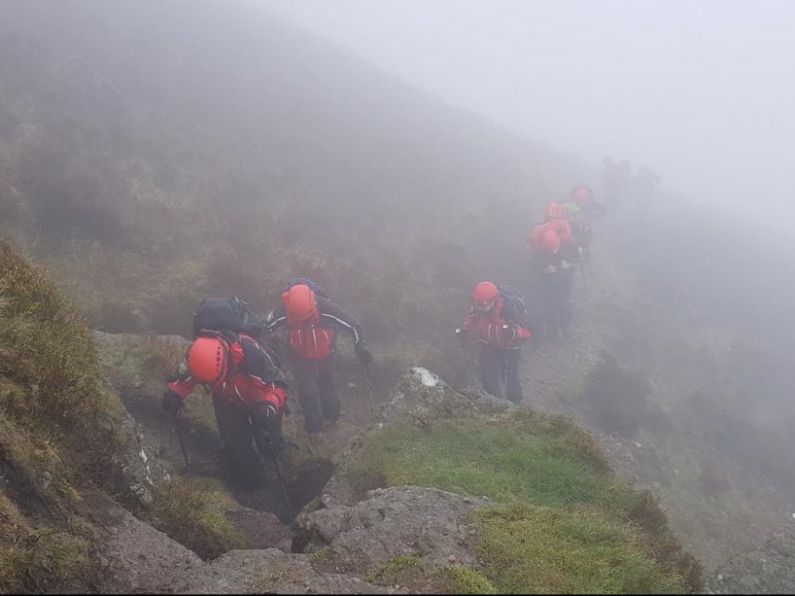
161, 390, 183, 414
355, 343, 374, 369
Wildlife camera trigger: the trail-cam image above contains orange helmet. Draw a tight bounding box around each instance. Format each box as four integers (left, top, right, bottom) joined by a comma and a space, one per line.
544, 202, 567, 222
473, 281, 500, 313
282, 284, 318, 323
541, 229, 561, 254
187, 336, 229, 384
572, 185, 592, 205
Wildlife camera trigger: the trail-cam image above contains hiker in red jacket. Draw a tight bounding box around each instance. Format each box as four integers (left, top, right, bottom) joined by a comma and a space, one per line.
456, 282, 532, 404
162, 298, 288, 489
265, 281, 373, 434
528, 222, 578, 339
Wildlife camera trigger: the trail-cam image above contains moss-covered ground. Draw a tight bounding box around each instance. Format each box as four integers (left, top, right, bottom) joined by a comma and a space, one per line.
343, 409, 702, 594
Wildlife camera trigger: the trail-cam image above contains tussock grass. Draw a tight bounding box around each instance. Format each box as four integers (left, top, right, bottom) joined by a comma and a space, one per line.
149, 477, 243, 560
0, 493, 91, 593
366, 554, 496, 595
475, 504, 684, 594
0, 241, 148, 591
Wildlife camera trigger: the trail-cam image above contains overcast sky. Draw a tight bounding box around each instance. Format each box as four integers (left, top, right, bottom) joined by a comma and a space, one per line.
259, 0, 795, 215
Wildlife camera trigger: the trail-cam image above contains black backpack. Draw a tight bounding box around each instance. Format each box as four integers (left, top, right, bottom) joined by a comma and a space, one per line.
192, 297, 254, 339
498, 285, 529, 324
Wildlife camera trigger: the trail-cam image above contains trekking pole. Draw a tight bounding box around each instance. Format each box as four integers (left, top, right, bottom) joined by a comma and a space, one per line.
174, 412, 190, 468
268, 448, 291, 513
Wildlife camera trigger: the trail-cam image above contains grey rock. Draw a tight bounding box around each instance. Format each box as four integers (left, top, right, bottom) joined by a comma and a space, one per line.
174, 549, 399, 594
296, 485, 486, 568
381, 367, 514, 424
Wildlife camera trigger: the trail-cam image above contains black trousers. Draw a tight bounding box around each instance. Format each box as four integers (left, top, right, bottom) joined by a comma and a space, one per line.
539, 270, 574, 338
478, 344, 523, 404
212, 398, 281, 488
290, 354, 341, 434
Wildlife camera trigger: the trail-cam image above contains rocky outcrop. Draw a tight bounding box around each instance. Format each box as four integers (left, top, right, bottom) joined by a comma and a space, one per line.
86, 492, 202, 594
295, 486, 487, 569
91, 492, 396, 595
381, 367, 514, 424
173, 549, 399, 595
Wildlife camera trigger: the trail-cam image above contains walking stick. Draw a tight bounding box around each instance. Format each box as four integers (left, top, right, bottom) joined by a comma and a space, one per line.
174, 412, 190, 468
254, 428, 291, 513
268, 448, 291, 513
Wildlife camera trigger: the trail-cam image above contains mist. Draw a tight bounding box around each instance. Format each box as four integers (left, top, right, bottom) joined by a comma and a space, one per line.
262, 0, 795, 223
2, 1, 795, 592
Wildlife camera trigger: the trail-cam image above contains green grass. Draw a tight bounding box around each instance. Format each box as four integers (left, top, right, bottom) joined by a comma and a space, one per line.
366, 554, 496, 595
475, 504, 684, 594
0, 241, 154, 591
149, 477, 243, 560
342, 409, 702, 593
0, 477, 91, 593
344, 410, 633, 512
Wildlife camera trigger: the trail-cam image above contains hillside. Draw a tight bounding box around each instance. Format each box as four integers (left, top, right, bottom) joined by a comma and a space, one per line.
0, 0, 586, 386
1, 0, 794, 590
0, 241, 153, 591
0, 242, 701, 592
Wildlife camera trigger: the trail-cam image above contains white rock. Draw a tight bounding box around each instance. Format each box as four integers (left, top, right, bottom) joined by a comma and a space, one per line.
412, 367, 439, 387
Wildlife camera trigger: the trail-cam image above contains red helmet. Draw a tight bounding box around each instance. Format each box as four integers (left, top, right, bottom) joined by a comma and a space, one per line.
541, 229, 561, 254
282, 284, 318, 323
187, 336, 229, 384
572, 185, 592, 205
544, 202, 567, 222
473, 281, 499, 313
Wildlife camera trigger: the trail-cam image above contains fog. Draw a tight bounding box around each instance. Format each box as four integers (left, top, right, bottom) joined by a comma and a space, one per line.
261, 0, 795, 221
2, 1, 795, 585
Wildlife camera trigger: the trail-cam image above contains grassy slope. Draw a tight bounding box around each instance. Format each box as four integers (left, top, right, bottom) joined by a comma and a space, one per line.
0, 240, 133, 591
343, 410, 701, 594
0, 242, 245, 591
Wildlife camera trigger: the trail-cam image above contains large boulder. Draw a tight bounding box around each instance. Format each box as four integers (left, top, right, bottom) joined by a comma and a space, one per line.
295, 486, 487, 569
91, 490, 397, 595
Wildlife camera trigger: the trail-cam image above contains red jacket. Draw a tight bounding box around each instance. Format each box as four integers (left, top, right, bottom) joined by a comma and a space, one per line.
168, 334, 288, 411
463, 296, 532, 349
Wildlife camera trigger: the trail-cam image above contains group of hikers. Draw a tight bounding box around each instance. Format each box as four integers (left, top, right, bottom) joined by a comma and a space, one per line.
161, 182, 611, 489
161, 281, 372, 489
456, 183, 607, 405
